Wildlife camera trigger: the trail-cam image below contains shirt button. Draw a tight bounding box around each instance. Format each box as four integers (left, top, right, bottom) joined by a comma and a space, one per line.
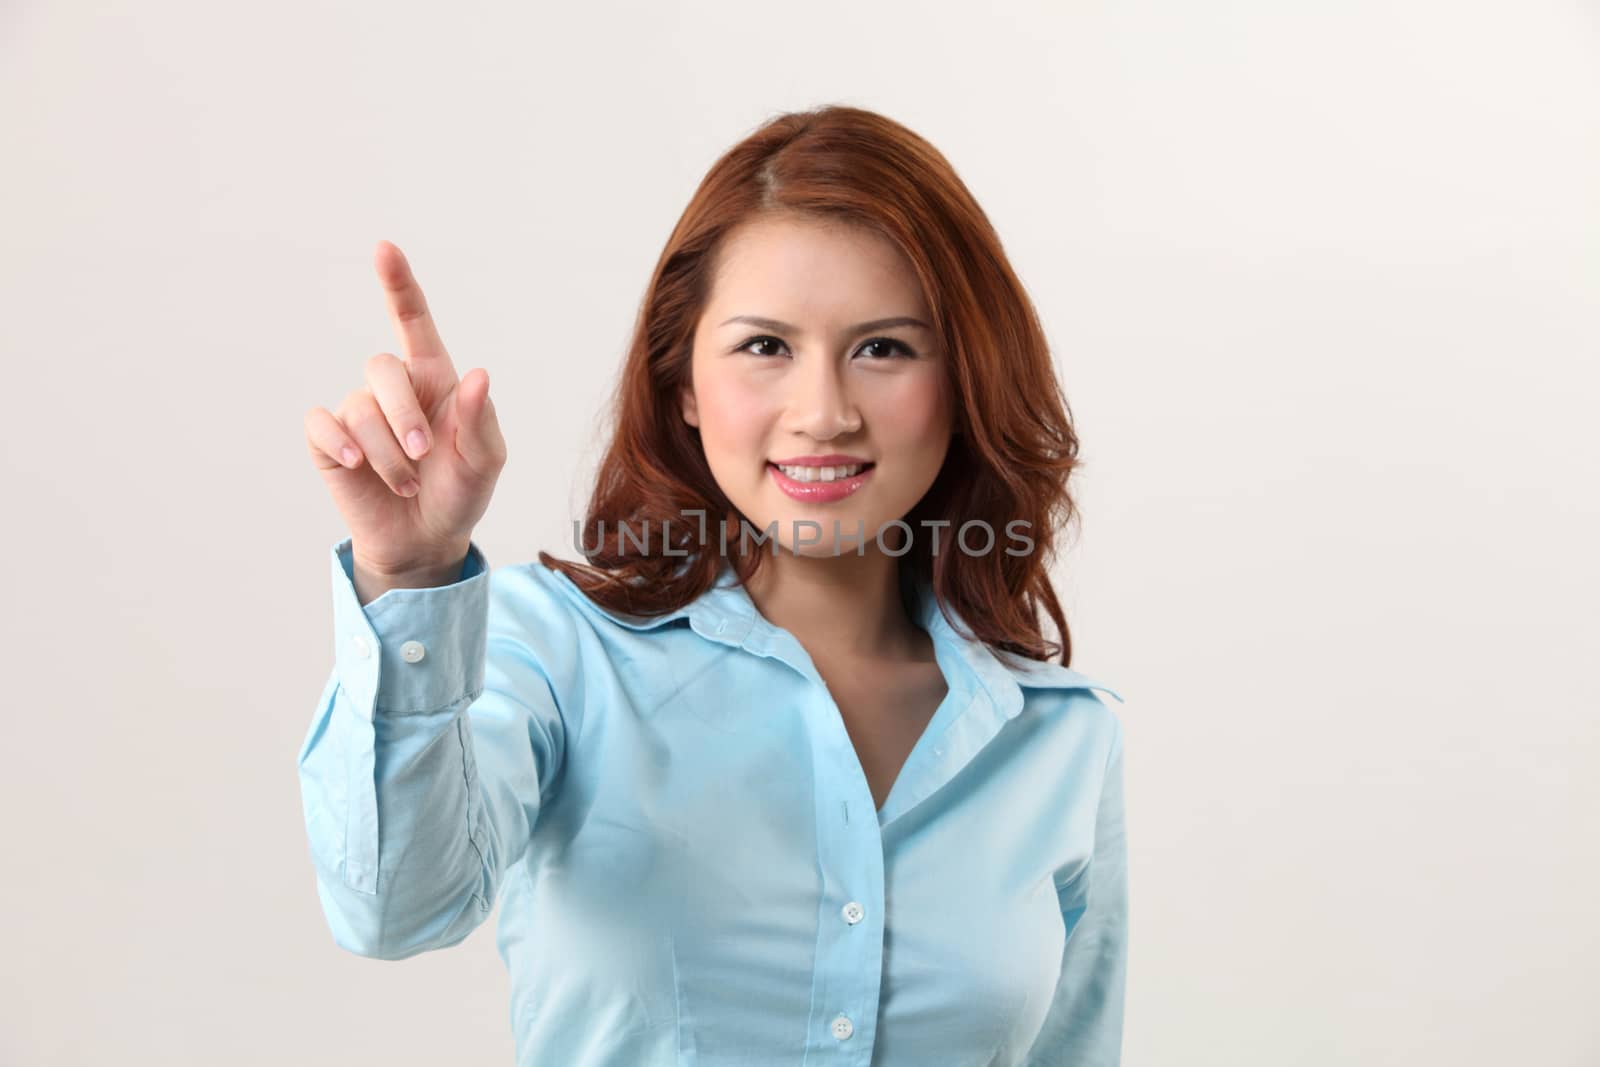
841, 901, 865, 925
831, 1014, 854, 1040
400, 640, 426, 663
351, 633, 371, 659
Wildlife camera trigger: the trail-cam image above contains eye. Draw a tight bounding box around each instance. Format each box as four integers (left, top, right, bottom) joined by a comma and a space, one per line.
735, 335, 788, 358
732, 335, 918, 360
856, 337, 917, 360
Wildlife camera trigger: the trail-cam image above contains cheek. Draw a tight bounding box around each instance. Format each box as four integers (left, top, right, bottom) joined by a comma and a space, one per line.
870, 375, 950, 451
695, 372, 773, 457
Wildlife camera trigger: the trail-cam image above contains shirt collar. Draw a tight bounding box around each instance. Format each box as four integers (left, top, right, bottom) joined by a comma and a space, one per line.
906, 569, 1124, 715
548, 559, 1123, 714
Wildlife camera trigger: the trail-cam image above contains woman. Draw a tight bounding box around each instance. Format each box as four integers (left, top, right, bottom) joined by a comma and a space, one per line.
299, 104, 1127, 1067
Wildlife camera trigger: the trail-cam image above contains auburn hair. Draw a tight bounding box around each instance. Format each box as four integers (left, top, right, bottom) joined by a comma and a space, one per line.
536, 103, 1088, 665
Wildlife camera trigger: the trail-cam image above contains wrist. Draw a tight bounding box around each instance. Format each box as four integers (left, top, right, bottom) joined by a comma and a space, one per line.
351, 543, 471, 605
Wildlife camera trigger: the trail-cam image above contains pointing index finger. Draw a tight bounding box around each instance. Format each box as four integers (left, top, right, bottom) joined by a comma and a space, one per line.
373, 240, 454, 371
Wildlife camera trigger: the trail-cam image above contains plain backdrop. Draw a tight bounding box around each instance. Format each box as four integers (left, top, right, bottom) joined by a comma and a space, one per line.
2, 1, 1595, 1064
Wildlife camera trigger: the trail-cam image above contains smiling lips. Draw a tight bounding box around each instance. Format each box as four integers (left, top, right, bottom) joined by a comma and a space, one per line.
767, 460, 876, 502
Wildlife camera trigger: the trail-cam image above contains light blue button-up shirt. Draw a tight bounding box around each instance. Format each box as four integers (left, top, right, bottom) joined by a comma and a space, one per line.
298, 537, 1128, 1066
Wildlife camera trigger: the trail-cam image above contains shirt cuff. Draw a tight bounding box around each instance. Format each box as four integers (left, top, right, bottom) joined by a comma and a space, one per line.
330, 536, 490, 718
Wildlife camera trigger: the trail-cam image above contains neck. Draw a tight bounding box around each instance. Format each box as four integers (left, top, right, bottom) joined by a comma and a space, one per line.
739, 544, 927, 665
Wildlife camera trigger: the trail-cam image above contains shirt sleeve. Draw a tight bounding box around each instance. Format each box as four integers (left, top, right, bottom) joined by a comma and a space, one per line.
295, 536, 579, 961
1022, 713, 1129, 1065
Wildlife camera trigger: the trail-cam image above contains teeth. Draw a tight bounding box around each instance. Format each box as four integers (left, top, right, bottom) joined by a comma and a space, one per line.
777, 463, 866, 483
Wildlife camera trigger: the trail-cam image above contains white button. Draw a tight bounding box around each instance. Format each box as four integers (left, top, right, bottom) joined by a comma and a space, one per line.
400, 640, 426, 663
351, 633, 370, 659
841, 901, 865, 925
831, 1014, 854, 1040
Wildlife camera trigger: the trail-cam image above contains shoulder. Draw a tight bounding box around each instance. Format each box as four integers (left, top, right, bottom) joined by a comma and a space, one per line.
992, 649, 1125, 754
994, 649, 1123, 706
479, 560, 687, 699
484, 558, 576, 617
476, 561, 597, 667
486, 559, 692, 646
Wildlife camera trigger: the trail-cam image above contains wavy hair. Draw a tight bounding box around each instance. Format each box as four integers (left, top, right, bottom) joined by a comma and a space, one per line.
536, 103, 1088, 664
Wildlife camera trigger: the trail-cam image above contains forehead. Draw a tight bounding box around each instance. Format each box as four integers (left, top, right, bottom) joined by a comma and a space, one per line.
706, 215, 928, 320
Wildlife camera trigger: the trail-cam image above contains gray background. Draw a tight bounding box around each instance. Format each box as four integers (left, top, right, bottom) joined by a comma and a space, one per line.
2, 1, 1595, 1064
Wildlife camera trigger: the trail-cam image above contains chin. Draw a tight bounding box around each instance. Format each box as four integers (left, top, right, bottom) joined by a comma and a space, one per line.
789, 512, 892, 559
723, 506, 856, 558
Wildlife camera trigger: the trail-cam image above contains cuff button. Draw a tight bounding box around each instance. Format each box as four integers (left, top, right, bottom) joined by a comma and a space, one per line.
400, 640, 426, 664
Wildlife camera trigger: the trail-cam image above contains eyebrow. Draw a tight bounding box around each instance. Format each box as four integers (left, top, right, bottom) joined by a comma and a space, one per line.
718, 314, 932, 334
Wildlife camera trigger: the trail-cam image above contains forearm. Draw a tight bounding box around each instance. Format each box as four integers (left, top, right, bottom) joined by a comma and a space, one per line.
299, 537, 496, 959
300, 677, 492, 959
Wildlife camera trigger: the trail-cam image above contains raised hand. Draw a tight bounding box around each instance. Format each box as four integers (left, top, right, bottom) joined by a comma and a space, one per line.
305, 240, 507, 594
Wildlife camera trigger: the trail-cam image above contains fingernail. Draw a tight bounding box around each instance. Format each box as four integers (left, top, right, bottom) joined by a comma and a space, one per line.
398, 479, 420, 496
406, 429, 429, 458
340, 446, 361, 468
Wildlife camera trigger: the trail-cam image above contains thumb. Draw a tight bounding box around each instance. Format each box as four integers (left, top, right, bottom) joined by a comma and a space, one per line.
452, 368, 507, 477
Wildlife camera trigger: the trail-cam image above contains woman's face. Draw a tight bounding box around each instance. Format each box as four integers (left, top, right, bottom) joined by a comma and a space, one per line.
681, 214, 954, 558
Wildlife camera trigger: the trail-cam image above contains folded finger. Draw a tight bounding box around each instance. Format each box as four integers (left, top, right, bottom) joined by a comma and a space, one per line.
339, 388, 420, 497
305, 406, 364, 471
365, 352, 433, 460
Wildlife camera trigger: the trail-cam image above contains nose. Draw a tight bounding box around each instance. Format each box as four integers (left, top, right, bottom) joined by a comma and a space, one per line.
783, 355, 862, 440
